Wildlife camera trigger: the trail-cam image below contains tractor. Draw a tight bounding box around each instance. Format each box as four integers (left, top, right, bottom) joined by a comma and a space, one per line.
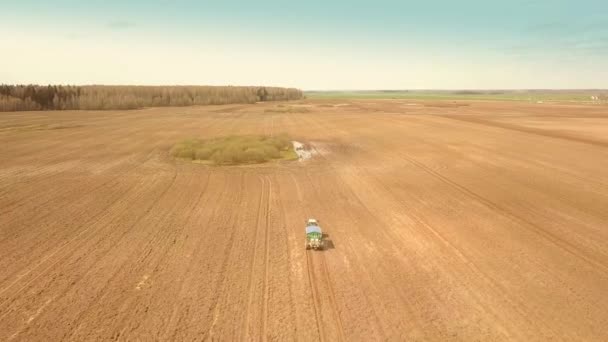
305, 218, 324, 250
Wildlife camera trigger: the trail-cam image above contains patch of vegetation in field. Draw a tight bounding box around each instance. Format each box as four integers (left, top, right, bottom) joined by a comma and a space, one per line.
171, 134, 297, 165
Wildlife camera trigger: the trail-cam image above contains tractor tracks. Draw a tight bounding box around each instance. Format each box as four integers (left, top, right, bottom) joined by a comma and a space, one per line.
319, 252, 347, 342
290, 172, 325, 341
400, 153, 608, 276
374, 114, 608, 274
361, 110, 608, 273
440, 114, 608, 148
306, 250, 326, 342
0, 159, 167, 302
262, 176, 272, 340
292, 170, 346, 342
0, 164, 178, 325
242, 175, 272, 340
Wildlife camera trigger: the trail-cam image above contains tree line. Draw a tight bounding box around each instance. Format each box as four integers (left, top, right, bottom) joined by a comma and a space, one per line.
0, 85, 303, 112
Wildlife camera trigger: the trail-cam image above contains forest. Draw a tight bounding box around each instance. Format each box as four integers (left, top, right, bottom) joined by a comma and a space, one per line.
0, 85, 303, 111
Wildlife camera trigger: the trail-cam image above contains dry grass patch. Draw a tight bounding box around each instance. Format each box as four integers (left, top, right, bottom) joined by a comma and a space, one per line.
171, 133, 297, 165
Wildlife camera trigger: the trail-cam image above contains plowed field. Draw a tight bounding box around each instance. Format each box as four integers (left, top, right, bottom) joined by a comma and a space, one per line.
2, 100, 608, 340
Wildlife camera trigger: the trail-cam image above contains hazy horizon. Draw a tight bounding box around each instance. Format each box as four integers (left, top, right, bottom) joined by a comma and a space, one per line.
2, 0, 608, 89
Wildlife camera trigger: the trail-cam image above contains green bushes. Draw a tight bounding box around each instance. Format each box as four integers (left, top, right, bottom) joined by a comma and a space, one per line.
171, 134, 296, 165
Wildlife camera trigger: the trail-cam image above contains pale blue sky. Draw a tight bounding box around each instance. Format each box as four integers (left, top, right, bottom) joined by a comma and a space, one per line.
1, 1, 607, 89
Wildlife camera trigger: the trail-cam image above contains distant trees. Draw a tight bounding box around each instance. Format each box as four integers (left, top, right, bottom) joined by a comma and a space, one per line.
257, 87, 269, 101
0, 85, 303, 112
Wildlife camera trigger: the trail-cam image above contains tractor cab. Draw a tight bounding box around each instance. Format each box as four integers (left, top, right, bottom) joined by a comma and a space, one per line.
306, 218, 319, 226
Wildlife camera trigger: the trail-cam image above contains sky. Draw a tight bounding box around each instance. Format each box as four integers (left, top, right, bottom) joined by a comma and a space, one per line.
1, 0, 607, 89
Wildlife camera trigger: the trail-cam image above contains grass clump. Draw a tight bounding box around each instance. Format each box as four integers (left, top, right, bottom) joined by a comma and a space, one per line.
171, 133, 296, 165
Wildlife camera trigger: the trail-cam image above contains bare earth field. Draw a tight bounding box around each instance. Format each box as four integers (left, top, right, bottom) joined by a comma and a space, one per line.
1, 99, 608, 341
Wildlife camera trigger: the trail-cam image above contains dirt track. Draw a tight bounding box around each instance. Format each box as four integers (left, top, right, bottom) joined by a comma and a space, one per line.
1, 99, 608, 340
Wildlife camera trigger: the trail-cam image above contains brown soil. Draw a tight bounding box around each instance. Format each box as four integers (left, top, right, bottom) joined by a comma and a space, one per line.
1, 100, 608, 340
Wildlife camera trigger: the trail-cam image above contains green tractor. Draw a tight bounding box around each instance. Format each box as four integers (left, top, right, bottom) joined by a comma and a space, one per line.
305, 218, 324, 250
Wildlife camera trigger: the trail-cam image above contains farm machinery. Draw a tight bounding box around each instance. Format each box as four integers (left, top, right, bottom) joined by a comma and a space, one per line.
305, 218, 324, 250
